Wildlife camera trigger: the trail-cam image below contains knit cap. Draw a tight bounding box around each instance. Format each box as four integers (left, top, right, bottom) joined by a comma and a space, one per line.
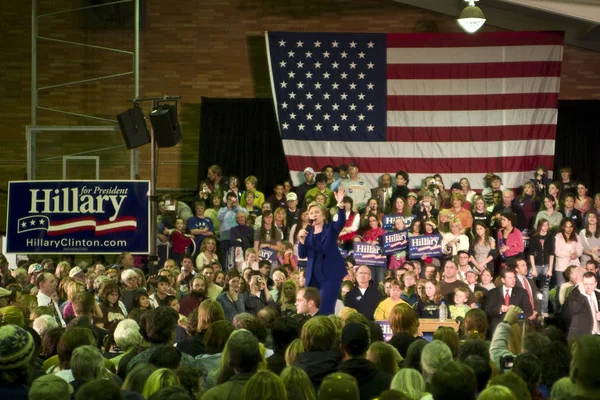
0, 324, 35, 370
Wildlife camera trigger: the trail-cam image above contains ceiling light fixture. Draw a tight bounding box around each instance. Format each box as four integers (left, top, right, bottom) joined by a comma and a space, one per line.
458, 0, 486, 34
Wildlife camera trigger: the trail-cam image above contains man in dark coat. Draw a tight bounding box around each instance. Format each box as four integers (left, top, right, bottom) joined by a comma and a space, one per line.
344, 265, 384, 320
293, 316, 341, 392
563, 272, 600, 341
338, 323, 393, 400
485, 269, 533, 335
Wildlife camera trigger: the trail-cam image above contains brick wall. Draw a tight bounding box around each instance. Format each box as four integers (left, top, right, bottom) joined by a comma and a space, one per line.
1, 0, 599, 231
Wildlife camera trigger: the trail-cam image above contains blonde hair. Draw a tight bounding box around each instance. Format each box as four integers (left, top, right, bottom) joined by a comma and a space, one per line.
200, 237, 217, 253
274, 207, 287, 225
285, 338, 304, 366
339, 307, 358, 325
391, 368, 427, 398
241, 370, 287, 400
65, 280, 85, 300
280, 366, 316, 400
307, 201, 328, 221
449, 217, 463, 229
142, 368, 180, 399
301, 316, 336, 352
367, 342, 402, 375
478, 385, 517, 400
245, 175, 258, 186
327, 315, 342, 340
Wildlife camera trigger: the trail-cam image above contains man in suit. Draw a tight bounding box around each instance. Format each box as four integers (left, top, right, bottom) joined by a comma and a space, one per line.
371, 173, 394, 214
512, 257, 541, 321
563, 272, 600, 340
345, 265, 384, 320
584, 260, 600, 284
485, 268, 533, 334
559, 193, 584, 231
295, 287, 321, 317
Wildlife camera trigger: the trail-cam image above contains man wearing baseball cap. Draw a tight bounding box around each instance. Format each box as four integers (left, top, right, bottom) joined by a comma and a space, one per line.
338, 322, 393, 399
69, 267, 86, 283
341, 162, 371, 212
295, 167, 316, 208
286, 192, 300, 227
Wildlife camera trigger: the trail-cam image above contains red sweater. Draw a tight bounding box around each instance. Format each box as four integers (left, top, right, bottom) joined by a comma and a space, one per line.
172, 230, 193, 254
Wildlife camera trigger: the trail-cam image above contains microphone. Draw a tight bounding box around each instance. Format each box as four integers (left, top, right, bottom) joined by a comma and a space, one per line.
306, 218, 315, 233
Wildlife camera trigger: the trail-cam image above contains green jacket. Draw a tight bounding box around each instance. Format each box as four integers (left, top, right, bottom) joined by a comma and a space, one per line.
201, 372, 254, 400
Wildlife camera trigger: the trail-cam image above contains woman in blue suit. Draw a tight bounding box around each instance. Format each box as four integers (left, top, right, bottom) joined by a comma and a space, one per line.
298, 187, 346, 315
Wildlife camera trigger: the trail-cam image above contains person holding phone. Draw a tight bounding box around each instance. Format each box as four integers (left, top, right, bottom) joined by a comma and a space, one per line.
298, 187, 346, 315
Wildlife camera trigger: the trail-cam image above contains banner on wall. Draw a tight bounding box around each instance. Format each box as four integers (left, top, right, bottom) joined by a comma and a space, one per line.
408, 234, 443, 259
353, 242, 386, 267
382, 230, 408, 255
6, 181, 150, 254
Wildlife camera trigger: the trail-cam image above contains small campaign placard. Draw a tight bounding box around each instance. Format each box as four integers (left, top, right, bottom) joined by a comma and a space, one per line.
382, 229, 408, 255
408, 234, 443, 259
382, 214, 415, 230
353, 242, 387, 267
259, 247, 277, 262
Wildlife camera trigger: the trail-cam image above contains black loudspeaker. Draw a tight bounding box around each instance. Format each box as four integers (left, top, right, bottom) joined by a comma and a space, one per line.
149, 105, 182, 148
117, 107, 151, 149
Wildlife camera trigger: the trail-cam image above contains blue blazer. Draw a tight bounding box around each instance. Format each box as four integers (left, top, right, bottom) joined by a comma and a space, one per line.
298, 207, 347, 285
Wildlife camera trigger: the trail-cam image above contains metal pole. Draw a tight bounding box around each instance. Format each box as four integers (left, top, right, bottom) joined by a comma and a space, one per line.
149, 99, 158, 274
130, 0, 140, 180
30, 0, 37, 180
31, 0, 37, 126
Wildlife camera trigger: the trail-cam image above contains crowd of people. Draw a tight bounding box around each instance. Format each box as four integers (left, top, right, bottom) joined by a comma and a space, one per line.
0, 163, 599, 400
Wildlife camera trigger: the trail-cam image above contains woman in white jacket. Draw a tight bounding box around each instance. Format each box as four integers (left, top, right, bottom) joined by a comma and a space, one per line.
554, 218, 583, 287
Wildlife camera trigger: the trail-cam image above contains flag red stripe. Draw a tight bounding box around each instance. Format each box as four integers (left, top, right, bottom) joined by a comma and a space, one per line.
386, 125, 556, 142
387, 94, 559, 111
286, 155, 555, 174
386, 61, 562, 80
386, 31, 565, 48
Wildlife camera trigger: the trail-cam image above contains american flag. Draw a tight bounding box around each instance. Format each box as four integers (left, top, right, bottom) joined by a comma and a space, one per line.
266, 31, 564, 190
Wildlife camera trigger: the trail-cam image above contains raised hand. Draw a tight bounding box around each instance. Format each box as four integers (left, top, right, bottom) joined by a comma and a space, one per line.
334, 187, 345, 204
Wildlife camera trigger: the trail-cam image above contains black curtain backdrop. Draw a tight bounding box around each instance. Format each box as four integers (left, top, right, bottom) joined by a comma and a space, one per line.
198, 97, 290, 196
554, 100, 600, 195
198, 98, 600, 196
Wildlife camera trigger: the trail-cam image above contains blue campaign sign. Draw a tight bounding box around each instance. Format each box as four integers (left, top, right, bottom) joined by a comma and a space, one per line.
7, 181, 150, 254
353, 242, 387, 267
382, 214, 415, 230
382, 230, 408, 255
259, 247, 277, 262
408, 234, 443, 259
376, 320, 394, 342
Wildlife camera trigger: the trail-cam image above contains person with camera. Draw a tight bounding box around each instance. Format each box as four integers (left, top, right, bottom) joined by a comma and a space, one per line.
415, 190, 439, 223
489, 304, 522, 370
244, 270, 275, 315
530, 165, 550, 199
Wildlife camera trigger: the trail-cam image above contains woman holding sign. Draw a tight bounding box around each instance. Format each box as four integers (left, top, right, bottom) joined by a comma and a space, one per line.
254, 210, 282, 263
298, 187, 347, 315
